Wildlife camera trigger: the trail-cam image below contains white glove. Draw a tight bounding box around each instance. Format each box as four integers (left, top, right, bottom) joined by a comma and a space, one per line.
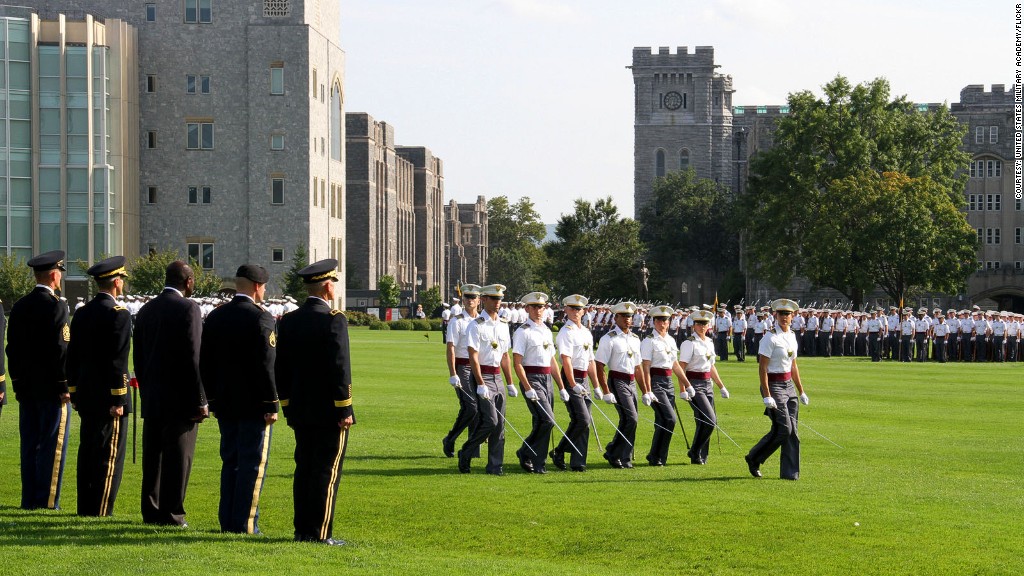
559, 389, 570, 402
506, 384, 518, 398
476, 385, 491, 400
593, 387, 603, 398
800, 393, 810, 406
524, 388, 539, 401
678, 390, 689, 400
572, 384, 586, 395
763, 396, 778, 410
685, 386, 696, 400
720, 387, 730, 399
641, 392, 654, 406
449, 375, 462, 389
603, 393, 617, 404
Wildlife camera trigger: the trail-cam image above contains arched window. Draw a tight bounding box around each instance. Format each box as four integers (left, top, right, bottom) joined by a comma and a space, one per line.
679, 149, 690, 170
655, 149, 665, 178
330, 81, 343, 161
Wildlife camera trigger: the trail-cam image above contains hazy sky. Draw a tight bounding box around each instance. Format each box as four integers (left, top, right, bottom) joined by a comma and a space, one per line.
340, 0, 1012, 223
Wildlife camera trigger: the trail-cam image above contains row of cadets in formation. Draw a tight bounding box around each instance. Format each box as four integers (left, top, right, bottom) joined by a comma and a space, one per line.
2, 251, 354, 546
441, 287, 811, 480
74, 294, 301, 320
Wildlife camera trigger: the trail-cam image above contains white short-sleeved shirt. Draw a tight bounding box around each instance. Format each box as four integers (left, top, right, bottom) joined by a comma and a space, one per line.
679, 335, 716, 373
512, 318, 557, 367
714, 316, 731, 332
822, 317, 835, 331
866, 318, 880, 332
557, 322, 595, 372
759, 327, 799, 374
933, 322, 949, 337
901, 319, 915, 335
640, 332, 678, 369
595, 326, 642, 374
992, 321, 1006, 336
914, 319, 930, 333
467, 313, 511, 368
446, 311, 477, 359
806, 316, 819, 331
753, 319, 765, 334
946, 317, 959, 334
791, 315, 805, 331
732, 317, 747, 332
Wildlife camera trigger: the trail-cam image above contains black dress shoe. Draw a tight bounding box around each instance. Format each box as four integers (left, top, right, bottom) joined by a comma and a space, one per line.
603, 453, 623, 468
570, 465, 587, 472
549, 449, 566, 471
442, 437, 455, 458
744, 454, 762, 478
623, 461, 634, 469
457, 450, 471, 474
516, 449, 534, 472
690, 457, 706, 465
486, 467, 504, 476
646, 456, 664, 466
532, 466, 547, 474
318, 538, 346, 546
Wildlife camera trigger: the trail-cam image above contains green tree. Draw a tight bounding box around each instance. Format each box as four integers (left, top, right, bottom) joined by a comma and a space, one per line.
418, 285, 443, 318
282, 244, 309, 299
543, 197, 646, 299
0, 253, 35, 309
126, 249, 221, 296
486, 196, 548, 299
377, 274, 400, 311
741, 75, 970, 306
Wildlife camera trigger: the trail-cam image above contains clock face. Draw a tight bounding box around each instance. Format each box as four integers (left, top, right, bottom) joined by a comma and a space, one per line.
664, 91, 683, 110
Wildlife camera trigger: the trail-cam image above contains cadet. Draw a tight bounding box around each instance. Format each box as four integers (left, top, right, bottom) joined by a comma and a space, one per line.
442, 284, 482, 459
713, 307, 731, 361
552, 294, 597, 472
732, 305, 747, 362
640, 305, 683, 466
899, 309, 915, 362
866, 309, 882, 362
6, 250, 72, 510
677, 308, 729, 465
594, 301, 643, 469
745, 298, 809, 481
276, 259, 354, 545
932, 314, 949, 363
200, 264, 279, 534
68, 256, 132, 516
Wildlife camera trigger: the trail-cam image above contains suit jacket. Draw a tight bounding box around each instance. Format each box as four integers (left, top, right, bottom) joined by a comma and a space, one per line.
5, 286, 69, 402
67, 293, 133, 416
275, 297, 354, 426
133, 288, 206, 420
200, 295, 279, 419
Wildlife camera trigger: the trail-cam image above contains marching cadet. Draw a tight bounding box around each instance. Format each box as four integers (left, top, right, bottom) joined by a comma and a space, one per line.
677, 309, 729, 465
275, 259, 354, 545
442, 284, 482, 459
833, 311, 847, 357
134, 261, 208, 527
594, 301, 643, 469
959, 310, 974, 362
745, 298, 809, 481
944, 309, 959, 361
440, 303, 451, 343
552, 294, 598, 472
885, 307, 900, 360
856, 312, 869, 357
932, 314, 949, 363
974, 311, 990, 362
6, 250, 72, 510
745, 306, 758, 356
866, 309, 882, 362
1006, 313, 1020, 362
512, 292, 566, 474
844, 311, 858, 357
640, 305, 681, 466
804, 309, 819, 357
992, 312, 1007, 362
68, 256, 132, 517
819, 310, 835, 358
899, 308, 915, 362
713, 307, 731, 361
458, 284, 515, 475
791, 308, 806, 355
200, 264, 279, 534
732, 305, 747, 362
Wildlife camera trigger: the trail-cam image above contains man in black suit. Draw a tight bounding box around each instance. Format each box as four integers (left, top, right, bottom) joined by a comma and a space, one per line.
6, 250, 71, 510
68, 256, 132, 516
276, 258, 354, 546
200, 264, 279, 534
133, 260, 208, 526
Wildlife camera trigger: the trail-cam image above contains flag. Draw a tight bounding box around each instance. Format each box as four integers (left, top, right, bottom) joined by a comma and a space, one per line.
713, 292, 718, 310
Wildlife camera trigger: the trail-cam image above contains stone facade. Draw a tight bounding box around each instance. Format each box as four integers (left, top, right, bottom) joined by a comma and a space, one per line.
395, 146, 445, 296
445, 196, 487, 293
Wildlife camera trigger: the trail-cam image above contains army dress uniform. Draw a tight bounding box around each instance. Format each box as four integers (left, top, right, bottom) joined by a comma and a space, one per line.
6, 250, 72, 510
713, 310, 731, 361
595, 302, 643, 468
640, 306, 680, 466
200, 265, 279, 534
0, 297, 7, 419
732, 310, 747, 362
68, 257, 132, 516
442, 284, 482, 460
275, 259, 354, 544
552, 294, 596, 472
512, 292, 561, 474
678, 310, 720, 465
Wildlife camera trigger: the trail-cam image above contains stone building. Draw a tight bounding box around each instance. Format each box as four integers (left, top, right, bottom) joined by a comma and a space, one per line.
19, 0, 347, 305
396, 145, 445, 296
445, 196, 487, 294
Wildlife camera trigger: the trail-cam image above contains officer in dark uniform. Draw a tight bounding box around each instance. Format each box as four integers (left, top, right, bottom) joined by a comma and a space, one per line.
275, 259, 354, 546
68, 256, 132, 516
133, 260, 208, 527
0, 297, 6, 419
200, 264, 279, 534
6, 250, 71, 510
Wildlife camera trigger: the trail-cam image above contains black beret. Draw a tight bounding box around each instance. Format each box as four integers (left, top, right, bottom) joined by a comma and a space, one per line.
87, 255, 128, 279
27, 250, 66, 272
297, 259, 339, 283
235, 264, 269, 284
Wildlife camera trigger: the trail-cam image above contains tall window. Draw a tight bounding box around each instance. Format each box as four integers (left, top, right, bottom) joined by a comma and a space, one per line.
975, 126, 985, 144
331, 82, 343, 161
968, 194, 978, 211
186, 122, 214, 149
655, 149, 665, 178
147, 186, 158, 204
146, 3, 156, 21
185, 0, 212, 23
272, 177, 285, 204
680, 149, 690, 170
271, 134, 285, 150
270, 64, 284, 94
986, 194, 1001, 211
1016, 228, 1022, 244
990, 126, 998, 143
147, 131, 158, 148
146, 75, 157, 93
188, 242, 215, 269
188, 186, 212, 204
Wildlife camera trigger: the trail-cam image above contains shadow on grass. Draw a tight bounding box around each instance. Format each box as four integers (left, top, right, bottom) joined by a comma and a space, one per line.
0, 515, 297, 547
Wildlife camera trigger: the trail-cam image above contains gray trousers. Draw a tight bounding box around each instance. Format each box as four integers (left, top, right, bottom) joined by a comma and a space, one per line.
687, 379, 716, 462
647, 374, 678, 464
460, 372, 506, 473
747, 379, 800, 480
605, 376, 638, 463
447, 364, 480, 457
555, 377, 591, 468
520, 372, 554, 469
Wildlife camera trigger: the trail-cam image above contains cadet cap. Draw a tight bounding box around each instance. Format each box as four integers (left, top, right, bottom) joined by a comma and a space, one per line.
691, 309, 714, 323
562, 294, 589, 307
520, 291, 548, 306
480, 284, 506, 298
771, 298, 799, 313
460, 284, 482, 297
611, 301, 637, 315
650, 305, 674, 318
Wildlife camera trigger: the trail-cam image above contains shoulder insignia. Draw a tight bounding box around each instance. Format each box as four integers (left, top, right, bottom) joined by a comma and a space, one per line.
269, 332, 277, 348
476, 316, 486, 324
62, 323, 70, 342
330, 309, 344, 316
114, 305, 128, 312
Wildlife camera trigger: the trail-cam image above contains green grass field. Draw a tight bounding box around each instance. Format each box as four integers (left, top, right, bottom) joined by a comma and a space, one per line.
0, 328, 1021, 575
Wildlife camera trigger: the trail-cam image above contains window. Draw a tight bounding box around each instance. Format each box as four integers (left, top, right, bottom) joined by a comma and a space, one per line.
271, 134, 285, 150
680, 149, 690, 170
312, 177, 318, 206
977, 228, 983, 244
270, 64, 284, 94
655, 149, 665, 178
312, 68, 317, 98
186, 75, 211, 94
987, 161, 995, 178
320, 137, 325, 156
146, 3, 156, 21
1016, 261, 1023, 271
147, 186, 158, 204
187, 242, 215, 269
976, 160, 985, 177
188, 185, 211, 204
976, 126, 985, 144
985, 261, 1001, 270
986, 194, 1001, 211
200, 75, 210, 94
146, 75, 157, 92
272, 248, 284, 262
272, 177, 284, 204
995, 161, 1002, 177
147, 131, 157, 148
990, 126, 998, 143
1017, 198, 1022, 211
1016, 228, 1022, 244
968, 194, 978, 211
185, 0, 212, 23
986, 228, 1000, 245
186, 74, 196, 94
186, 122, 214, 149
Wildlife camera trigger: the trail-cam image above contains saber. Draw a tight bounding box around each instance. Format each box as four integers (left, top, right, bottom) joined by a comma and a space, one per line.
668, 401, 691, 449
533, 397, 583, 459
586, 396, 602, 448
799, 419, 844, 449
687, 398, 741, 449
637, 412, 678, 438
590, 398, 633, 448
456, 384, 536, 456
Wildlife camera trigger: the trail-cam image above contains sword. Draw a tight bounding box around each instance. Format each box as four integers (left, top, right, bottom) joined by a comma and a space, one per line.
456, 384, 536, 457
130, 375, 139, 464
533, 396, 583, 459
668, 399, 691, 449
589, 398, 633, 448
586, 397, 602, 448
799, 419, 844, 449
686, 396, 741, 448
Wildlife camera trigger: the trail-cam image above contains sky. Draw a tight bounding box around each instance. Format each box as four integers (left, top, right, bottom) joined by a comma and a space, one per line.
339, 0, 1012, 223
